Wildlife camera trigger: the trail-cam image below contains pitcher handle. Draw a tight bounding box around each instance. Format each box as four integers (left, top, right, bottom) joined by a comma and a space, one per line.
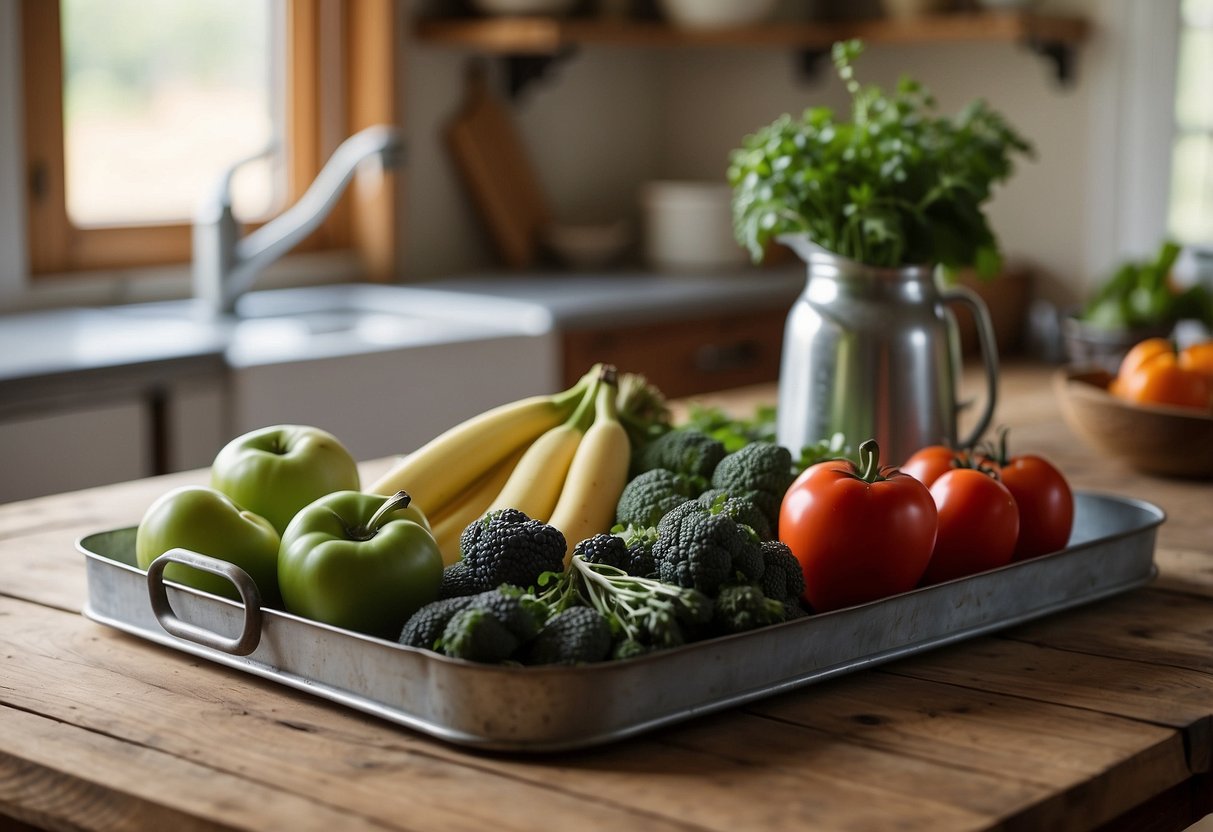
941, 285, 1000, 449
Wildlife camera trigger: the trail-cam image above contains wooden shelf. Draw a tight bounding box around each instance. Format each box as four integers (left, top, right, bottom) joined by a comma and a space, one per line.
414, 11, 1090, 95
414, 11, 1090, 56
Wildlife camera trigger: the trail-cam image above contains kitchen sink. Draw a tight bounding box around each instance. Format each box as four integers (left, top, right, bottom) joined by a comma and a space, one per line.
101, 283, 560, 461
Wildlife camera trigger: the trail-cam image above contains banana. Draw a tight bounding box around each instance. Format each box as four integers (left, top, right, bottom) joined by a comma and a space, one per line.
547, 370, 632, 564
429, 447, 525, 565
484, 374, 601, 522
368, 368, 598, 516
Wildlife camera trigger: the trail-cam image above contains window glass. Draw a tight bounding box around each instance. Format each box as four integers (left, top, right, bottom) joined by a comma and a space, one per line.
1169, 134, 1213, 244
1170, 0, 1213, 244
61, 0, 283, 226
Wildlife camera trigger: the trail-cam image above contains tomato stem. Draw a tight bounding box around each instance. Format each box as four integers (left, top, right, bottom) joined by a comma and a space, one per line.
989, 425, 1011, 467
856, 439, 884, 483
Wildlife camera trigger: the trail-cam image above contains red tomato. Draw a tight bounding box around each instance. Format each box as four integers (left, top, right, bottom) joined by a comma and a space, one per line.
983, 429, 1074, 560
922, 468, 1019, 585
900, 445, 962, 487
780, 439, 938, 613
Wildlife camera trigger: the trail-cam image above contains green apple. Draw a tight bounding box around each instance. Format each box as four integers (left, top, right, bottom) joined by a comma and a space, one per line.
210, 424, 360, 535
279, 491, 442, 638
135, 485, 282, 606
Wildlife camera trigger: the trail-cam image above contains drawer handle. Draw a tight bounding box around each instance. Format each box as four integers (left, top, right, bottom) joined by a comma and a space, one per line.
146, 549, 263, 656
694, 341, 761, 374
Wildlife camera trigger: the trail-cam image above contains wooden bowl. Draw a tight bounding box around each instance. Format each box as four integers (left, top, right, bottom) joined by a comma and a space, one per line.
1053, 366, 1213, 478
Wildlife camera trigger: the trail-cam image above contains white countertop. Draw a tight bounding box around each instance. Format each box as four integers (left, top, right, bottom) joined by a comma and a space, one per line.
0, 269, 803, 407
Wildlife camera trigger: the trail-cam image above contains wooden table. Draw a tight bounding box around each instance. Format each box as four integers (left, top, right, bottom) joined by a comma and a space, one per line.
3, 362, 1212, 832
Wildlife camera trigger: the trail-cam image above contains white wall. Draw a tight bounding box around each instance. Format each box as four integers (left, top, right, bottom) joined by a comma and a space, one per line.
401, 0, 1180, 305
403, 44, 666, 278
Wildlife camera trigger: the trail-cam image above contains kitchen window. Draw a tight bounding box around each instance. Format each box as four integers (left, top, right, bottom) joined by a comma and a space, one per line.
1169, 0, 1213, 246
20, 0, 399, 277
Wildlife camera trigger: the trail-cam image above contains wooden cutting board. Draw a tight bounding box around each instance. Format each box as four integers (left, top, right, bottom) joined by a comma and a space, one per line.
445, 63, 549, 269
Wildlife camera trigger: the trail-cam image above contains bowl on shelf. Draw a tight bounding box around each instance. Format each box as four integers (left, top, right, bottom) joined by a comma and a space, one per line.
1053, 366, 1213, 478
469, 0, 577, 16
656, 0, 779, 29
880, 0, 955, 19
541, 219, 632, 270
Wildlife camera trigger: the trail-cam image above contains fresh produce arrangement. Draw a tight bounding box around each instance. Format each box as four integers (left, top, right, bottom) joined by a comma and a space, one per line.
368, 364, 666, 563
133, 363, 1077, 669
135, 424, 444, 638
1108, 336, 1213, 411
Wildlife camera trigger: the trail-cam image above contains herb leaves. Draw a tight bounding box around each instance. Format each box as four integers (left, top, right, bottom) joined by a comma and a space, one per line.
728, 40, 1033, 276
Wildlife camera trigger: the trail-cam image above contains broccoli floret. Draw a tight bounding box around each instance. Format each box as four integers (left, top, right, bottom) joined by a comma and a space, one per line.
437, 562, 479, 599
399, 596, 476, 650
615, 469, 701, 528
652, 498, 764, 595
758, 540, 805, 604
538, 556, 711, 652
713, 584, 787, 634
469, 586, 547, 641
696, 489, 772, 541
405, 587, 547, 660
523, 606, 612, 665
438, 509, 566, 599
616, 524, 659, 578
612, 638, 652, 661
574, 533, 630, 571
437, 608, 520, 662
710, 442, 795, 530
631, 429, 725, 480
617, 372, 672, 449
783, 600, 810, 620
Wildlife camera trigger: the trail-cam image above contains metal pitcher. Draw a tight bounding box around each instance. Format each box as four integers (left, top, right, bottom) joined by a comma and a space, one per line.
776, 236, 1000, 466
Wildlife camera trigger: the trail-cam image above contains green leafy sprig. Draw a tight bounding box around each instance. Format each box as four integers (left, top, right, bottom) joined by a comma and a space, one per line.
728, 39, 1034, 277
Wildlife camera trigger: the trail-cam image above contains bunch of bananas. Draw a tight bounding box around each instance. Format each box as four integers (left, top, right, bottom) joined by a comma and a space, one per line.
369, 365, 647, 565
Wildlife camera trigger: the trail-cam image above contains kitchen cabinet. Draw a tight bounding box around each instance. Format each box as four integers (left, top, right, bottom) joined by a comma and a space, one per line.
0, 397, 151, 503
408, 271, 802, 399
227, 331, 558, 463
0, 372, 230, 505
561, 306, 786, 398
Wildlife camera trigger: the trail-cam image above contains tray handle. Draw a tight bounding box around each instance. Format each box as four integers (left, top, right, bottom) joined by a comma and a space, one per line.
146, 549, 263, 656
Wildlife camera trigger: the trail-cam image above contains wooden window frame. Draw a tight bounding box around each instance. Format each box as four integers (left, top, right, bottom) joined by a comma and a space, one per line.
20, 0, 399, 278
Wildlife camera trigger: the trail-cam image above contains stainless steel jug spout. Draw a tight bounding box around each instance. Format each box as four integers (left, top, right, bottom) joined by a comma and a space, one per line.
775, 235, 1000, 466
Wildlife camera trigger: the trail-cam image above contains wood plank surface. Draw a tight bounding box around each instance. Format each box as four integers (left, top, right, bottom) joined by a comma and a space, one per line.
2, 363, 1213, 831
0, 591, 1191, 832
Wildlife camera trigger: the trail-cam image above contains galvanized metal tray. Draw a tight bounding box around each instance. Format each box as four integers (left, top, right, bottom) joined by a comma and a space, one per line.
80, 491, 1163, 752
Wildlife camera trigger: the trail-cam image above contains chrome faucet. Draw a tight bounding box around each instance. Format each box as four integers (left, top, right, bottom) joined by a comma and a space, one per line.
192, 124, 405, 317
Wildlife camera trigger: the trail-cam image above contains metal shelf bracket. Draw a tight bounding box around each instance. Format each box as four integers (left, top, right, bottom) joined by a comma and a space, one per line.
1023, 37, 1077, 86
503, 47, 579, 99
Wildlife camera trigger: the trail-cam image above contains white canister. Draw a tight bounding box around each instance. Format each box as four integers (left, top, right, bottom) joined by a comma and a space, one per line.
641, 181, 748, 272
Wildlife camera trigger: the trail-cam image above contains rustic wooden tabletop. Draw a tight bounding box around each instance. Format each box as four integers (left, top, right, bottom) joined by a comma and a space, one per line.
2, 361, 1212, 831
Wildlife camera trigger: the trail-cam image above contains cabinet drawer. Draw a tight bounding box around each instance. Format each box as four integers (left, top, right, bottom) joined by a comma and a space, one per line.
561, 309, 786, 399
0, 398, 151, 503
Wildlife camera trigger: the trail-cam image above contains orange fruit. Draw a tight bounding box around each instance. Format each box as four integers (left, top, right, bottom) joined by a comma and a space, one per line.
1179, 340, 1213, 381
1114, 351, 1213, 410
1117, 337, 1175, 379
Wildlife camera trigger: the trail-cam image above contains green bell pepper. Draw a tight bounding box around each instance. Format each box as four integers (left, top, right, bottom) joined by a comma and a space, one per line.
278, 490, 443, 639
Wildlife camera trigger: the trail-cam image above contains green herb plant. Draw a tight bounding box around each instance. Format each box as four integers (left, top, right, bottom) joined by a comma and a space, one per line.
728, 39, 1034, 277
683, 403, 851, 473
1079, 240, 1213, 330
